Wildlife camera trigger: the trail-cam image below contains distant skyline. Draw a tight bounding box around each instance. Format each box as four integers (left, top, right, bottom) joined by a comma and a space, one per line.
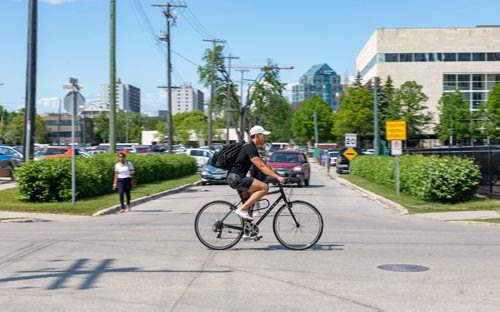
1, 0, 500, 114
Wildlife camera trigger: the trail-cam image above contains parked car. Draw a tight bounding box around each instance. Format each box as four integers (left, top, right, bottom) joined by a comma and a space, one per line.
267, 150, 310, 187
328, 151, 339, 167
200, 156, 228, 185
336, 147, 363, 174
34, 146, 80, 160
0, 146, 23, 162
186, 148, 214, 168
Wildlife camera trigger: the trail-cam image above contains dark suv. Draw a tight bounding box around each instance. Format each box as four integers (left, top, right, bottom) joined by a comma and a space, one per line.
336, 147, 363, 174
267, 150, 310, 187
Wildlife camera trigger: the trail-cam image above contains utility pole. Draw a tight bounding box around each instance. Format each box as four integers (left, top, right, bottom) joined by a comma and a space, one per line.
24, 0, 37, 162
373, 77, 380, 155
109, 0, 117, 153
235, 69, 249, 143
203, 38, 226, 146
224, 54, 238, 144
154, 1, 186, 154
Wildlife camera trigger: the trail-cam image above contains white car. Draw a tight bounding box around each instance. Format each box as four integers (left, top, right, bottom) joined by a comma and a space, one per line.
185, 148, 214, 168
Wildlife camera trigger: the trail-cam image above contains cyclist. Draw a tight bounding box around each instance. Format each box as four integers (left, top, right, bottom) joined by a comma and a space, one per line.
227, 125, 285, 221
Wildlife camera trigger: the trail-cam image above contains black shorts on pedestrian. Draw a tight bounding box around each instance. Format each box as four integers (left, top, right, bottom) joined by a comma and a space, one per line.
227, 172, 254, 192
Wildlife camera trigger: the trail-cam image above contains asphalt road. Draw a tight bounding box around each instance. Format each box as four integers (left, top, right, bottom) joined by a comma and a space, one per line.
1, 165, 500, 311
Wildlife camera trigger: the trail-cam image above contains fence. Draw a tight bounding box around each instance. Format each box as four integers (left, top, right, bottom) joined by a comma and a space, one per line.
406, 145, 500, 198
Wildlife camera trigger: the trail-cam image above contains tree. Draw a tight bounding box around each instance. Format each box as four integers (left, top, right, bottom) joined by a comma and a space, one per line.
378, 76, 396, 133
385, 81, 432, 138
291, 96, 334, 145
435, 91, 472, 144
352, 71, 364, 88
35, 115, 50, 144
173, 110, 208, 144
482, 83, 500, 138
256, 93, 292, 142
332, 87, 373, 144
198, 45, 227, 115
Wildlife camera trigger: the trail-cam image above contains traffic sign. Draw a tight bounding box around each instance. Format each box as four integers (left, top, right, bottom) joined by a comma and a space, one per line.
63, 91, 85, 115
344, 147, 359, 161
391, 140, 403, 155
386, 120, 407, 141
345, 133, 357, 147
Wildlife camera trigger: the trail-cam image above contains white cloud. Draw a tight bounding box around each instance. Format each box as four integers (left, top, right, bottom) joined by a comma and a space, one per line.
38, 97, 61, 113
40, 0, 75, 4
141, 91, 167, 114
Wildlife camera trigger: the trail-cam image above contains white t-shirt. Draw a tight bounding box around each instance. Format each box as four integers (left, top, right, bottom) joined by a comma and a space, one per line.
115, 161, 134, 179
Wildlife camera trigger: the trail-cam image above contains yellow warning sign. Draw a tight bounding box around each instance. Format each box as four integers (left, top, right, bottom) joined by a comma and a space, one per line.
344, 147, 359, 161
386, 120, 407, 141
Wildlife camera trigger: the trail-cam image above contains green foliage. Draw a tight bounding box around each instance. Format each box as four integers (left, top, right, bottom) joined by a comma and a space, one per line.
291, 96, 334, 145
173, 110, 208, 144
332, 87, 373, 142
482, 83, 500, 138
385, 81, 432, 138
351, 154, 481, 203
15, 154, 197, 202
435, 91, 472, 142
378, 76, 396, 135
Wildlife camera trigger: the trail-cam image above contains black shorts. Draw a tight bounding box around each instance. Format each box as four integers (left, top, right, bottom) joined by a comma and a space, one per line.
227, 173, 254, 192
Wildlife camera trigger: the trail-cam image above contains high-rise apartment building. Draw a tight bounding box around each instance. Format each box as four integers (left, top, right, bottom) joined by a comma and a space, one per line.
292, 63, 342, 111
100, 79, 141, 113
172, 82, 204, 115
356, 27, 500, 121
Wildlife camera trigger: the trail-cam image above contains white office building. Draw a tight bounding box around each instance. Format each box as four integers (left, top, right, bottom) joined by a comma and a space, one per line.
100, 79, 141, 113
172, 82, 204, 115
356, 26, 500, 122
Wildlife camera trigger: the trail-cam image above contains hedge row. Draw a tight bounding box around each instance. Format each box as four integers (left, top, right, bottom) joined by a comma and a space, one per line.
15, 153, 197, 202
350, 155, 481, 203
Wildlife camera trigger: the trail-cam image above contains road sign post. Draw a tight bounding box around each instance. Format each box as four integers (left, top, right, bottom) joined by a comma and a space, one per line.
345, 133, 357, 147
63, 78, 84, 206
386, 121, 407, 196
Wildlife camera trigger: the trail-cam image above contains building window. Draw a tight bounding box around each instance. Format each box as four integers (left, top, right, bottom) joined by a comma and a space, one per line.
458, 53, 471, 61
414, 53, 427, 62
473, 53, 486, 61
385, 53, 398, 62
487, 53, 500, 61
399, 53, 413, 62
443, 53, 457, 62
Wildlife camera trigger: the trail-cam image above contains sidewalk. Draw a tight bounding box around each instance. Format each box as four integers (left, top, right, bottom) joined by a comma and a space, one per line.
316, 162, 500, 223
0, 180, 197, 223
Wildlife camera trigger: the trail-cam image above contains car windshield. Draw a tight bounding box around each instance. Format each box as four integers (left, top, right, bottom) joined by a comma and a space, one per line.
270, 153, 300, 163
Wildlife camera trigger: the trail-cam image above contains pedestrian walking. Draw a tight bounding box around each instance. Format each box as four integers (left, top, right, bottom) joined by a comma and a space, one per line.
113, 152, 135, 213
325, 153, 331, 176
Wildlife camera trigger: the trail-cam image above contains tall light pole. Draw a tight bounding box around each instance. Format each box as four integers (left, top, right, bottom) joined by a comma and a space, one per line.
24, 0, 37, 161
154, 1, 186, 153
224, 54, 238, 144
109, 0, 117, 153
203, 38, 226, 146
313, 112, 319, 158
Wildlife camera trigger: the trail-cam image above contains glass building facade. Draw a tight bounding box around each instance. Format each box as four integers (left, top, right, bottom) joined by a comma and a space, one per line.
292, 63, 342, 111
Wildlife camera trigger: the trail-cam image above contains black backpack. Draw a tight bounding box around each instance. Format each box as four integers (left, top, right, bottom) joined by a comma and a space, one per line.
210, 142, 246, 170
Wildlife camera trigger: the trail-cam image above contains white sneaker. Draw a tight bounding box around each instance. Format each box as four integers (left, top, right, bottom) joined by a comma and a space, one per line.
235, 209, 254, 221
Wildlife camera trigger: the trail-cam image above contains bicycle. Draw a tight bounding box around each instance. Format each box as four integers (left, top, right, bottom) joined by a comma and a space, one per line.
194, 181, 323, 250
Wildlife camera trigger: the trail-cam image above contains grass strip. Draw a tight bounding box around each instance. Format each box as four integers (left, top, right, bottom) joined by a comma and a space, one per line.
341, 174, 500, 214
466, 218, 500, 224
0, 174, 199, 216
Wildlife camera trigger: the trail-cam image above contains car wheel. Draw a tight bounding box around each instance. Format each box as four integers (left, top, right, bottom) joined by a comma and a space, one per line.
201, 181, 207, 186
297, 176, 304, 187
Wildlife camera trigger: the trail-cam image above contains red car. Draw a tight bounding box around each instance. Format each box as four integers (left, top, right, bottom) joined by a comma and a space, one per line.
266, 150, 311, 187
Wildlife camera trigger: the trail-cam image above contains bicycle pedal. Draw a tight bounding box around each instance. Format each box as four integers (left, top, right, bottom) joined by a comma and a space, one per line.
253, 235, 263, 241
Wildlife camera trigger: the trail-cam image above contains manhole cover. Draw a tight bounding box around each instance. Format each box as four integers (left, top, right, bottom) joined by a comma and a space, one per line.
378, 264, 430, 272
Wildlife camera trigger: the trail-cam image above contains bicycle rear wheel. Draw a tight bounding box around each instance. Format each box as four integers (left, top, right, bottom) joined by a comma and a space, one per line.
273, 200, 323, 250
194, 200, 243, 250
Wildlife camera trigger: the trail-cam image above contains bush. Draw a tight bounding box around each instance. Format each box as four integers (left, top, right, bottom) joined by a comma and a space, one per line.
15, 153, 197, 202
350, 154, 481, 203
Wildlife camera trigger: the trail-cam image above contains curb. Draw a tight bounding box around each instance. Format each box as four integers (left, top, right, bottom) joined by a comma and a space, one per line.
335, 176, 409, 215
92, 180, 201, 216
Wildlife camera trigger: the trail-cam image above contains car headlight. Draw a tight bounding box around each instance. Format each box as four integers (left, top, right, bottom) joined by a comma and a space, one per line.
292, 166, 303, 173
201, 170, 209, 175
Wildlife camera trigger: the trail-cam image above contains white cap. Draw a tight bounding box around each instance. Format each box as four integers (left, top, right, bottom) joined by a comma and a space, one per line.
249, 125, 271, 136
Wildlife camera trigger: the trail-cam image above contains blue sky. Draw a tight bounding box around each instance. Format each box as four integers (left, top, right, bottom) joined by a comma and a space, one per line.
1, 0, 500, 114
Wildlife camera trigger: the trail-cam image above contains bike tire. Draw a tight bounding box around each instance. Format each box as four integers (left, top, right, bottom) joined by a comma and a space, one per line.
273, 200, 323, 250
194, 200, 243, 250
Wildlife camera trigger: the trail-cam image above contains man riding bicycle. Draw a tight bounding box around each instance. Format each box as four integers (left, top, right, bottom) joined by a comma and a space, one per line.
227, 125, 285, 221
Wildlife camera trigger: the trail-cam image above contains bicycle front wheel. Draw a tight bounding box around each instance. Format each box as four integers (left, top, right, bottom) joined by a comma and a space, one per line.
194, 200, 243, 250
273, 200, 323, 250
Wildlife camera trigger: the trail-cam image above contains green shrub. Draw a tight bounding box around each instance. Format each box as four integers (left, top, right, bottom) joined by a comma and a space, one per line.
350, 154, 481, 203
15, 153, 197, 202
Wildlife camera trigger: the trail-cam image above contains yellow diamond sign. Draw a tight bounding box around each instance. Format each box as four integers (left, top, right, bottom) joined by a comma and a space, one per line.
344, 147, 359, 161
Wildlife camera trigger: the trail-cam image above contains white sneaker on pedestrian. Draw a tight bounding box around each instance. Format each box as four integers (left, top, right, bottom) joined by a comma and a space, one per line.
235, 209, 253, 221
